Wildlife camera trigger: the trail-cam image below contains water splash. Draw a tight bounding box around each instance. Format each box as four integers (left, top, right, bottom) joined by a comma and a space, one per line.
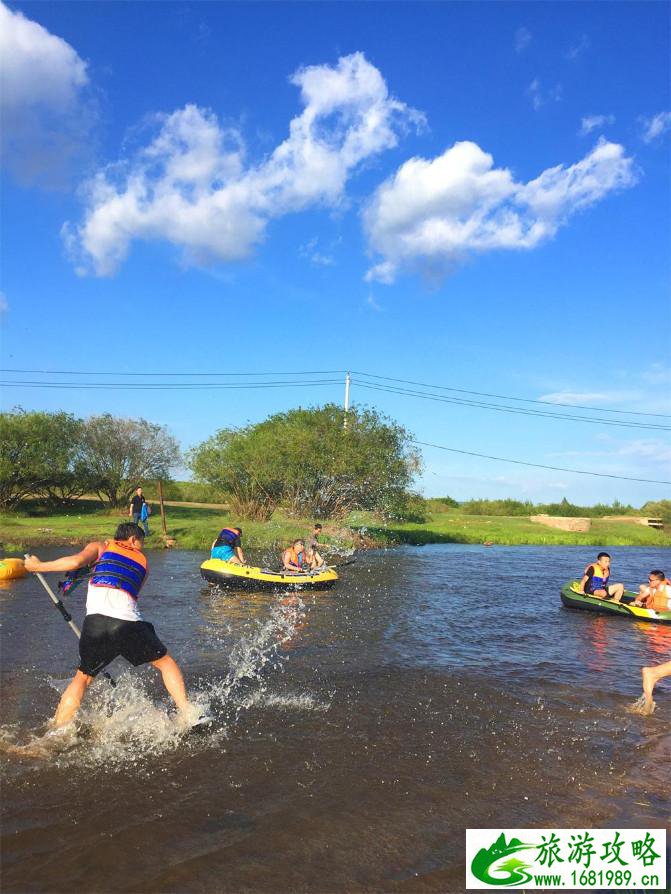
1, 595, 310, 771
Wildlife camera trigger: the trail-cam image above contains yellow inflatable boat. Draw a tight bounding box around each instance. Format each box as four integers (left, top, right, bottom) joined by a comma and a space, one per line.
200, 558, 338, 591
0, 558, 27, 581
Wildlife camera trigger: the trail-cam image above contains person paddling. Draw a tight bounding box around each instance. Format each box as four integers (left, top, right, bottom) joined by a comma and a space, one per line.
24, 523, 204, 730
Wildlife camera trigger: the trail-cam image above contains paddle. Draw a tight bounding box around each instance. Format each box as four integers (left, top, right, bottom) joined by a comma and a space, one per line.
25, 555, 117, 688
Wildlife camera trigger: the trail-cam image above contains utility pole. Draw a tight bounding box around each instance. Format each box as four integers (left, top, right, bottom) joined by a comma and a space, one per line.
157, 479, 168, 535
343, 371, 351, 429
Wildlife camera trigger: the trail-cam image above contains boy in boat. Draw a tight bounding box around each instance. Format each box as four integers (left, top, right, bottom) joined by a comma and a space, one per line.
577, 552, 625, 603
282, 539, 318, 572
305, 523, 325, 569
633, 570, 671, 611
24, 523, 203, 729
210, 526, 245, 564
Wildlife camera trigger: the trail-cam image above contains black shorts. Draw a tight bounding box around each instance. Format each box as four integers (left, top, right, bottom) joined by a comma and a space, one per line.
78, 614, 168, 677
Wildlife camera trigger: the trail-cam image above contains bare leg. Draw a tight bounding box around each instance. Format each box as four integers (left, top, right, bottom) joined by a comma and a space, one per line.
607, 583, 625, 604
641, 660, 671, 715
53, 670, 94, 727
151, 654, 190, 715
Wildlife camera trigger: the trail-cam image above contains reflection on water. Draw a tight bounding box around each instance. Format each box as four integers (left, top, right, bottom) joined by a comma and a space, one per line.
1, 544, 669, 893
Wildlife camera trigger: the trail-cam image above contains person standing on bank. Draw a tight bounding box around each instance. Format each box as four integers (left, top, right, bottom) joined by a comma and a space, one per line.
129, 487, 146, 528
24, 523, 205, 729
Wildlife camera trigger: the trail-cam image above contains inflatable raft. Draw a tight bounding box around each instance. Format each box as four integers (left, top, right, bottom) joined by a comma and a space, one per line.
0, 558, 27, 581
200, 558, 338, 591
560, 581, 671, 624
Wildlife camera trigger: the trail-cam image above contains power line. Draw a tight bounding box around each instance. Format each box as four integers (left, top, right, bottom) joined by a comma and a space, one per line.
354, 380, 671, 432
0, 378, 342, 391
412, 440, 671, 486
352, 370, 671, 419
0, 368, 345, 377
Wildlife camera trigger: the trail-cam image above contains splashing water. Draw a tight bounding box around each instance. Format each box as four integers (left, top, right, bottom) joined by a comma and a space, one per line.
1, 594, 309, 769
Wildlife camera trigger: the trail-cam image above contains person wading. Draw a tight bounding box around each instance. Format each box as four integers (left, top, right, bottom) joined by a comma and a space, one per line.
25, 523, 205, 729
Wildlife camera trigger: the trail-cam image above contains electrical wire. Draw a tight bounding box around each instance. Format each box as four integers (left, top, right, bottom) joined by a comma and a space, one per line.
411, 440, 671, 486
352, 370, 671, 419
353, 380, 671, 432
0, 378, 342, 391
0, 368, 345, 377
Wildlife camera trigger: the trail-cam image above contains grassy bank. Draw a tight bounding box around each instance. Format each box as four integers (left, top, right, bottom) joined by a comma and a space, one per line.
1, 501, 669, 553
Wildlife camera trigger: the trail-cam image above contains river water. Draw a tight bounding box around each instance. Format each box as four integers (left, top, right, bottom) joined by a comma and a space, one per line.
1, 545, 669, 893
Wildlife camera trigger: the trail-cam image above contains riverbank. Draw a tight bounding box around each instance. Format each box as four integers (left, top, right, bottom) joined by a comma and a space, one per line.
1, 501, 668, 553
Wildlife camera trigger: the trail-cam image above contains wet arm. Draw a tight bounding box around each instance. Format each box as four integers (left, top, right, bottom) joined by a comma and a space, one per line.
25, 542, 100, 573
577, 574, 589, 594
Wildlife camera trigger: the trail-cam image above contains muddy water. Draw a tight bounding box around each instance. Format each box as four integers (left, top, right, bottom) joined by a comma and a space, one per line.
1, 545, 669, 893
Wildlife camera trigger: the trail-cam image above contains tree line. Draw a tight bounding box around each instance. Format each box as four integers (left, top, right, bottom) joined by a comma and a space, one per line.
1, 405, 422, 520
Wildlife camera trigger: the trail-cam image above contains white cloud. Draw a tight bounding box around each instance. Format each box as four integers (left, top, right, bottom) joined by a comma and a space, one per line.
364, 138, 636, 284
641, 111, 671, 143
514, 27, 532, 53
641, 364, 671, 386
566, 34, 590, 61
552, 439, 671, 465
64, 52, 423, 276
580, 114, 615, 136
539, 390, 634, 406
300, 236, 336, 267
527, 79, 562, 111
0, 1, 94, 186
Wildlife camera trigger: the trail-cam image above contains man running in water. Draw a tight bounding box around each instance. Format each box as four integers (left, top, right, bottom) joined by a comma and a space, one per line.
25, 523, 204, 729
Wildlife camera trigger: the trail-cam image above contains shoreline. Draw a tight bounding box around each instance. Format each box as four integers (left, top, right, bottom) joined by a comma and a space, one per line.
2, 505, 669, 553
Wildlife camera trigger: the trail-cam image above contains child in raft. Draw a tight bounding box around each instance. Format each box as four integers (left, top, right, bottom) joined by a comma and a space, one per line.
210, 526, 245, 565
282, 540, 320, 572
577, 552, 625, 603
633, 569, 671, 612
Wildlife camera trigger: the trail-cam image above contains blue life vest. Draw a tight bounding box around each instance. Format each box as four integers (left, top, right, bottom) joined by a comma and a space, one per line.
90, 541, 147, 599
214, 528, 239, 548
585, 564, 609, 594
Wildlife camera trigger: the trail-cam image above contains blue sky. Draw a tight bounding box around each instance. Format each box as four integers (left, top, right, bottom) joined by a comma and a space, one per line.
1, 1, 670, 504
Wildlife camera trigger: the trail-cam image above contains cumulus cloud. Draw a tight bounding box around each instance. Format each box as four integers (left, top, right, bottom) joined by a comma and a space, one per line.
0, 1, 95, 186
580, 114, 615, 136
300, 237, 336, 267
363, 138, 637, 284
527, 78, 563, 111
641, 110, 671, 143
63, 53, 423, 276
514, 27, 531, 53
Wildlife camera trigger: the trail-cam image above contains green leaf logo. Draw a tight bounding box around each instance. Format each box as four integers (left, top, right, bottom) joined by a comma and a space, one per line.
471, 833, 536, 886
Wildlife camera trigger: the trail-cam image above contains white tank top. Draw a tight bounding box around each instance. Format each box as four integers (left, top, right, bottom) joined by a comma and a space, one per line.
86, 584, 142, 622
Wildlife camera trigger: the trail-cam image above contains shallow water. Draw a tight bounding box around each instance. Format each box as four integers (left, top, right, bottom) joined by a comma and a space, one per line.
1, 545, 669, 893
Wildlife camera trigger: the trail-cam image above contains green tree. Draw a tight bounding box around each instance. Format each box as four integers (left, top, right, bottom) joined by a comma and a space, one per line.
188, 403, 421, 520
0, 409, 91, 509
80, 414, 180, 507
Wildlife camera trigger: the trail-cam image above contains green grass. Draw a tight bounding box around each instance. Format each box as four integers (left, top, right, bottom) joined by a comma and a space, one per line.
1, 501, 668, 553
0, 500, 355, 553
350, 509, 671, 547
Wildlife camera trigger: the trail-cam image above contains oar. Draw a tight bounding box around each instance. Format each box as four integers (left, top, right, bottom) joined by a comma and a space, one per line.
326, 558, 356, 570
25, 555, 116, 688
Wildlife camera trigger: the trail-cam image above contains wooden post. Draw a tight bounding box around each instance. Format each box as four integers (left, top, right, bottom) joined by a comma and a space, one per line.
157, 479, 168, 535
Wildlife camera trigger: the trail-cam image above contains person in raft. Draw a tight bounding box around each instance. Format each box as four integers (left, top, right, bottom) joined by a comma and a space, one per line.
210, 526, 245, 564
24, 523, 204, 729
282, 539, 316, 572
633, 570, 671, 611
305, 523, 325, 569
577, 552, 625, 603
